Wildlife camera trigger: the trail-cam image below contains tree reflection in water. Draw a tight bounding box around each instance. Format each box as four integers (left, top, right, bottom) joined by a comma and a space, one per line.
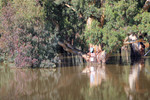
124, 58, 149, 100
0, 67, 60, 100
82, 58, 150, 100
82, 63, 106, 87
1, 56, 150, 100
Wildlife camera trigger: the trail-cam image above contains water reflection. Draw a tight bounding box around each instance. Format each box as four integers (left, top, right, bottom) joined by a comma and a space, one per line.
82, 63, 106, 87
129, 59, 145, 93
81, 61, 127, 100
82, 57, 150, 100
1, 56, 150, 100
124, 58, 150, 100
0, 65, 60, 100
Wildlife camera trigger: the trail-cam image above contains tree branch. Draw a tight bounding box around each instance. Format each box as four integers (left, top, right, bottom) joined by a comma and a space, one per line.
58, 41, 107, 63
64, 4, 76, 12
143, 0, 150, 11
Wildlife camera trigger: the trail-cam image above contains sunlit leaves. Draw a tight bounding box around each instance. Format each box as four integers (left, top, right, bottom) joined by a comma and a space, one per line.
12, 0, 45, 23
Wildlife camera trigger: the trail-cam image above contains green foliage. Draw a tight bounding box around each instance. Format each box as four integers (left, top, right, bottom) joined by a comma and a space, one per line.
0, 0, 10, 7
12, 0, 45, 26
0, 0, 58, 67
134, 12, 150, 35
84, 20, 102, 45
0, 0, 150, 67
0, 0, 1, 8
83, 0, 150, 53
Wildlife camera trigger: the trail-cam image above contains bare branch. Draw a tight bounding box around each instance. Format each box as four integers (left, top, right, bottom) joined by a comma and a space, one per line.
58, 41, 107, 63
65, 4, 76, 12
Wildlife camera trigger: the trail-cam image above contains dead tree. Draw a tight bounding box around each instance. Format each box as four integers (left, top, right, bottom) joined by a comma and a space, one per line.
58, 41, 107, 63
143, 0, 150, 11
123, 34, 146, 60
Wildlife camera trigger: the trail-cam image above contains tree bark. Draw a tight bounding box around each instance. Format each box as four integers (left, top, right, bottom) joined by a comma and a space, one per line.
86, 17, 93, 29
64, 4, 76, 12
123, 34, 145, 60
100, 0, 105, 27
58, 41, 107, 63
143, 0, 150, 11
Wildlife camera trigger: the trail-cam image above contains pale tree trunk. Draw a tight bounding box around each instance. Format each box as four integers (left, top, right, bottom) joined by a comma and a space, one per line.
123, 34, 145, 60
86, 17, 93, 29
143, 0, 150, 11
58, 41, 107, 63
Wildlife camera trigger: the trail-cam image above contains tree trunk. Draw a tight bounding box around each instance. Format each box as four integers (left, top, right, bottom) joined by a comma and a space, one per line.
58, 41, 107, 63
100, 0, 105, 27
123, 34, 145, 60
86, 17, 93, 29
143, 0, 150, 11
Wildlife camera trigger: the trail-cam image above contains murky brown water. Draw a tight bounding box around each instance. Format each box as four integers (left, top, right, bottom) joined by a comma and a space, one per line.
1, 54, 150, 100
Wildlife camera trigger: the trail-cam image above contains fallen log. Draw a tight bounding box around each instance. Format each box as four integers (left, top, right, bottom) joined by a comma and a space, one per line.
58, 41, 107, 63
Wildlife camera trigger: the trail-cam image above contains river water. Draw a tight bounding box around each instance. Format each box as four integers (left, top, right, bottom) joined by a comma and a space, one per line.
0, 53, 150, 100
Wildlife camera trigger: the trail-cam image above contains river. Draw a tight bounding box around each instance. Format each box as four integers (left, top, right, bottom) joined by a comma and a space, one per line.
0, 53, 150, 100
